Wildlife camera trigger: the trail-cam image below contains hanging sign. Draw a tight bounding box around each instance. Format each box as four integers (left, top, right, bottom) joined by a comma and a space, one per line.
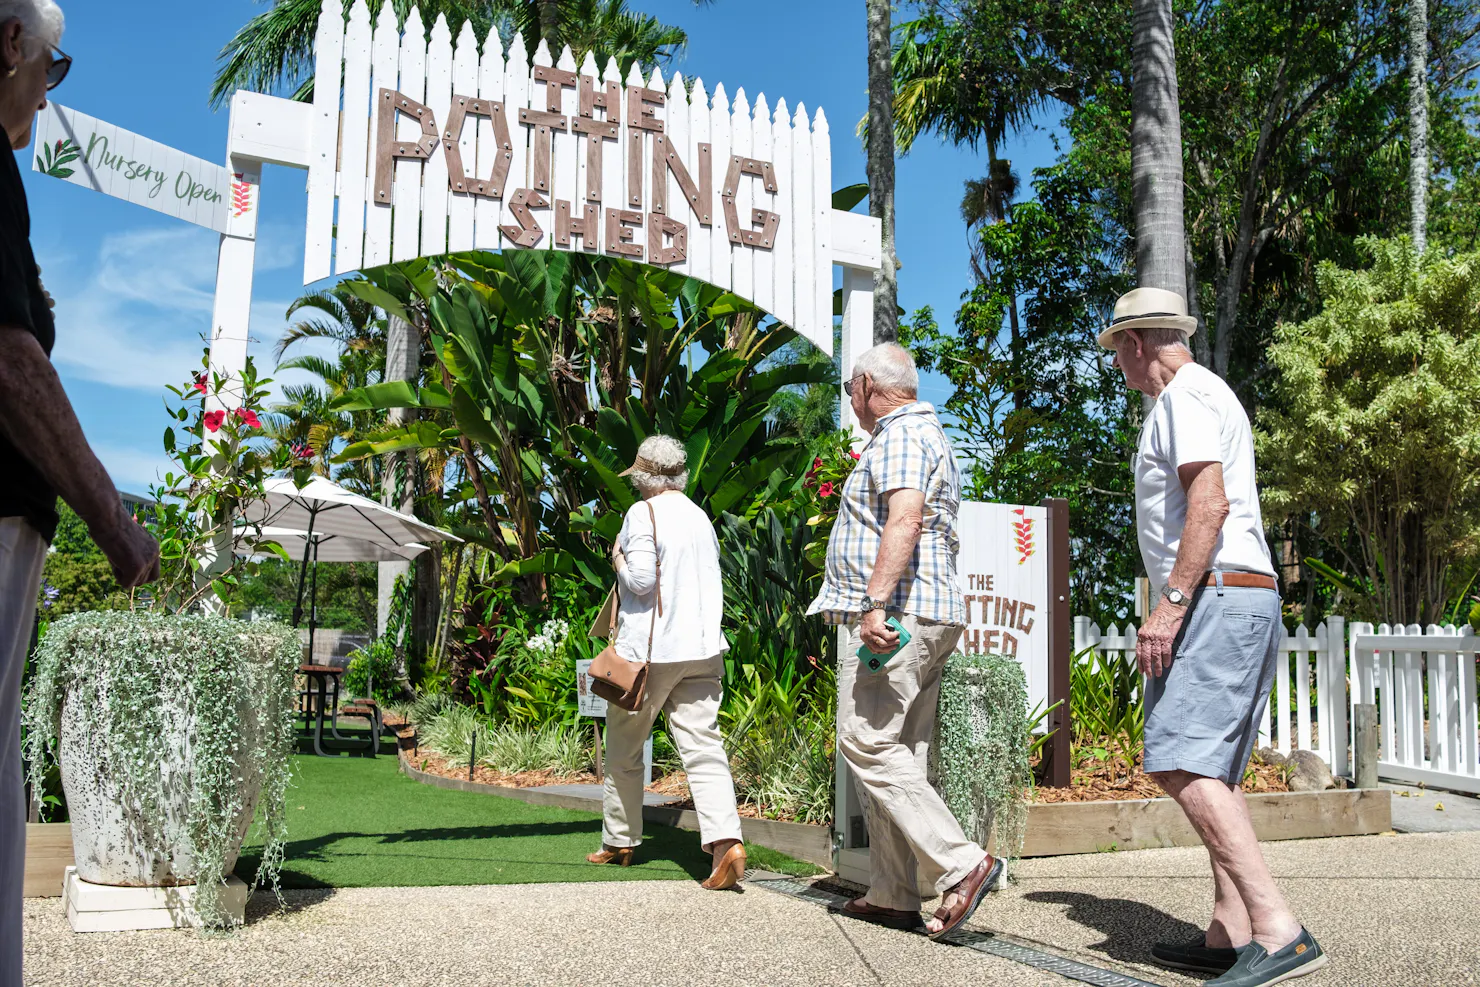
956, 501, 1051, 714
302, 0, 836, 352
31, 103, 250, 234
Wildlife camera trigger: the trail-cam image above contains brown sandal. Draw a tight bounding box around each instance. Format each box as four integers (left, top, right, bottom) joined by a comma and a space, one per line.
927, 855, 1003, 940
829, 897, 924, 931
586, 845, 634, 866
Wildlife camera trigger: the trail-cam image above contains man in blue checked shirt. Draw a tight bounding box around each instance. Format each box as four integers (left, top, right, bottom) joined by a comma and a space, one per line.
809, 343, 1000, 941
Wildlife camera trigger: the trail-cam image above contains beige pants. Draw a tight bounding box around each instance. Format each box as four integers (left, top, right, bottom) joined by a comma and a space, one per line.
601, 655, 743, 852
0, 519, 46, 986
838, 614, 983, 910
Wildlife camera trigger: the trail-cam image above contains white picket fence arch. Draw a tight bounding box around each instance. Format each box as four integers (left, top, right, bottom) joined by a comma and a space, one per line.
299, 0, 853, 356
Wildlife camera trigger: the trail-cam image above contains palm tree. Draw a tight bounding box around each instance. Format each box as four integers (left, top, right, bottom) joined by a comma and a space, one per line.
1409, 0, 1430, 253
210, 0, 709, 108
268, 286, 389, 493
1129, 0, 1187, 299
866, 0, 897, 344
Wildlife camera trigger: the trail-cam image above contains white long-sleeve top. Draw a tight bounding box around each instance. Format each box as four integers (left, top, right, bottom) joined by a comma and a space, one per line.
613, 491, 729, 663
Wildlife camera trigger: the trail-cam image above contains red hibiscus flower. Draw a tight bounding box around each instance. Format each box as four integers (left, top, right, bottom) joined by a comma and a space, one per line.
193, 374, 207, 394
819, 481, 835, 498
203, 410, 226, 433
234, 407, 262, 429
849, 450, 861, 461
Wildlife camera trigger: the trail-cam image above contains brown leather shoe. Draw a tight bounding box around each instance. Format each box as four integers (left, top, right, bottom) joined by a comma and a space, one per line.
927, 855, 1003, 940
700, 842, 746, 890
586, 845, 634, 866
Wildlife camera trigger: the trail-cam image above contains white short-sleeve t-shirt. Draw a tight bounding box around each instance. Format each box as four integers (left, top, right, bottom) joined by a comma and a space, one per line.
1135, 362, 1275, 593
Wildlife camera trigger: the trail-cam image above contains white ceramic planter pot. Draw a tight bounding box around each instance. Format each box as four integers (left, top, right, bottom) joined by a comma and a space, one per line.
58, 644, 272, 888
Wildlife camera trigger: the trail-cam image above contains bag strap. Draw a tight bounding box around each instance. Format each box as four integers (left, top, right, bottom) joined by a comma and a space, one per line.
645, 500, 661, 661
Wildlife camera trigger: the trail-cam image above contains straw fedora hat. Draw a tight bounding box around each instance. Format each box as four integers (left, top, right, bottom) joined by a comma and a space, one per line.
1097, 287, 1198, 349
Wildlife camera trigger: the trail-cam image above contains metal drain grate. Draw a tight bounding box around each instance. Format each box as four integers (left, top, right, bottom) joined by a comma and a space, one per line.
751, 877, 1164, 987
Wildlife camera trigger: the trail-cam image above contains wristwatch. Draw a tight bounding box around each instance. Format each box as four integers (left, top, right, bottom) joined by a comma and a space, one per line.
860, 595, 888, 613
1161, 585, 1189, 607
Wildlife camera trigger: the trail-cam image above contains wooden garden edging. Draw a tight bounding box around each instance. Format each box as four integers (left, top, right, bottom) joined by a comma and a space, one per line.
399, 752, 1391, 866
24, 823, 73, 897
1018, 788, 1392, 856
397, 751, 832, 866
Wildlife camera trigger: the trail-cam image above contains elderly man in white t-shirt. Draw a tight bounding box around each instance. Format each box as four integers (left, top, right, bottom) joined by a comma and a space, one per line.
1104, 288, 1326, 987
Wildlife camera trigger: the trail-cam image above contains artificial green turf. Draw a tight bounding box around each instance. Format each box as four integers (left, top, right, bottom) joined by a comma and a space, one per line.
236, 754, 821, 889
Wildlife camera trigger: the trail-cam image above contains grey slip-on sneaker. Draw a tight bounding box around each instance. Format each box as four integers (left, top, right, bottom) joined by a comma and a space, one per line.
1207, 928, 1327, 986
1149, 934, 1240, 975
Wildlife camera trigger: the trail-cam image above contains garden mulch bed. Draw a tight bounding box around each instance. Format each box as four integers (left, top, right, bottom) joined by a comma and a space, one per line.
1031, 752, 1293, 803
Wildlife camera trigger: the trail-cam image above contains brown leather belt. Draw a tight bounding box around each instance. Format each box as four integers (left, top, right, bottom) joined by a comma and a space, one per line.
1201, 572, 1277, 590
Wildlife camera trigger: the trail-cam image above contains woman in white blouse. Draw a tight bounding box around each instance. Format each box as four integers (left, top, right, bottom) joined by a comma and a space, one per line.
585, 434, 746, 890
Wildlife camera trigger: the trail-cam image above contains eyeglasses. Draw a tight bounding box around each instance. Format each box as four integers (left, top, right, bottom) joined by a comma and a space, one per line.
843, 372, 867, 397
44, 43, 70, 90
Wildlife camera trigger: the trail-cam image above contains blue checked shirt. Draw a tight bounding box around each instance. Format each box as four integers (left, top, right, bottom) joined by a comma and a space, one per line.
807, 402, 965, 626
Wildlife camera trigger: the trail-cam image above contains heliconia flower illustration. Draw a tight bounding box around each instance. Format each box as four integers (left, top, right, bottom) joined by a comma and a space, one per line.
1011, 506, 1036, 564
203, 410, 226, 433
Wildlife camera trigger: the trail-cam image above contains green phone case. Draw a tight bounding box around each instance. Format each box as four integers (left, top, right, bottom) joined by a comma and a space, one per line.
857, 617, 911, 672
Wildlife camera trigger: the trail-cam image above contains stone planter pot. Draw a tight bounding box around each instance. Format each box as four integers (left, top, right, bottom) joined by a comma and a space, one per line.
59, 691, 265, 887
41, 616, 291, 889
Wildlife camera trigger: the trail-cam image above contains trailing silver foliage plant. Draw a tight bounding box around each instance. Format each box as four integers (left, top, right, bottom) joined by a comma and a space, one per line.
22, 611, 299, 927
932, 652, 1033, 872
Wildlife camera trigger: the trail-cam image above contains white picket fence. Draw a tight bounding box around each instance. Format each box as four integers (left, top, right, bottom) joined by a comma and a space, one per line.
1349, 622, 1480, 795
303, 0, 836, 353
1073, 615, 1350, 777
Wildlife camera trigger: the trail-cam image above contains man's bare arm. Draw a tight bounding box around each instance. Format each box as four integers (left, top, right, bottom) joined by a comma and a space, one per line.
0, 328, 158, 584
861, 488, 925, 651
1168, 461, 1229, 595
1136, 461, 1228, 676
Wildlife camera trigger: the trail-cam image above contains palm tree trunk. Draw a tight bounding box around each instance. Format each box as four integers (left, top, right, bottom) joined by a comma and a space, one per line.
866, 0, 898, 344
1409, 0, 1429, 254
377, 313, 417, 637
1130, 0, 1187, 299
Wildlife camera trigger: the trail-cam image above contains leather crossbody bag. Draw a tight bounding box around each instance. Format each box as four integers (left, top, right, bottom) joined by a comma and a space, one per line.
589, 501, 662, 711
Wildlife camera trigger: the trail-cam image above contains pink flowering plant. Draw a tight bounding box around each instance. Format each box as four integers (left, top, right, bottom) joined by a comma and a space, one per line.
146, 350, 311, 613
798, 429, 862, 567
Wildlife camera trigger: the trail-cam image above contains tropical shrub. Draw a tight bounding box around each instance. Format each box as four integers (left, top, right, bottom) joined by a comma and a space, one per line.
344, 638, 399, 703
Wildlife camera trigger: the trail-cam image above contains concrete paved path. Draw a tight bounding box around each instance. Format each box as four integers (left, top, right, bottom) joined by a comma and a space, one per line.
1384, 781, 1480, 833
24, 832, 1479, 986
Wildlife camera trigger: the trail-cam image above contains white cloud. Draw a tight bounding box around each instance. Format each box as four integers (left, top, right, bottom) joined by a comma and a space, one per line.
37, 223, 301, 393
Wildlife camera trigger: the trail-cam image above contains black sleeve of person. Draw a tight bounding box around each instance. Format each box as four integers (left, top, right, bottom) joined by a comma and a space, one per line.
0, 147, 52, 352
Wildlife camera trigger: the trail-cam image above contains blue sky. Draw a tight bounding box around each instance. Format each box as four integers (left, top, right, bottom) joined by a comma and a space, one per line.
26, 0, 1061, 495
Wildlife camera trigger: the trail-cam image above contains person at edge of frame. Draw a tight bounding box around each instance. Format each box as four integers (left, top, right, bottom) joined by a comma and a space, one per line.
1104, 286, 1327, 987
0, 3, 160, 984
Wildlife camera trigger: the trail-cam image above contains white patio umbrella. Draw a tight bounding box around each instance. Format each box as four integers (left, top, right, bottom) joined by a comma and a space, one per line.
236, 476, 461, 667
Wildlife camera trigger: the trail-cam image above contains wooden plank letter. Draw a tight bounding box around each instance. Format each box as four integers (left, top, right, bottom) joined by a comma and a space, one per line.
723, 155, 780, 249
555, 198, 599, 251
605, 208, 643, 257
500, 187, 547, 246
648, 213, 687, 265
374, 88, 441, 203
443, 94, 513, 198
651, 134, 711, 225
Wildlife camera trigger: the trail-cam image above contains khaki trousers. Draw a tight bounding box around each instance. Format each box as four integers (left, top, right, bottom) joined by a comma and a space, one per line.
838, 614, 983, 911
601, 655, 743, 852
0, 519, 45, 987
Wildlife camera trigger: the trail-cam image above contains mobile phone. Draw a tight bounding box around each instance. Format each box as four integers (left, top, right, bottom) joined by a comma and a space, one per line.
857, 617, 911, 672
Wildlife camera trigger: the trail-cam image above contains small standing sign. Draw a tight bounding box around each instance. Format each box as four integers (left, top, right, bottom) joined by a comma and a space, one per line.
575, 658, 654, 782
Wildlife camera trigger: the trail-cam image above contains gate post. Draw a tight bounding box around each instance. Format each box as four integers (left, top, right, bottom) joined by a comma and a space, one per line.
1042, 497, 1072, 788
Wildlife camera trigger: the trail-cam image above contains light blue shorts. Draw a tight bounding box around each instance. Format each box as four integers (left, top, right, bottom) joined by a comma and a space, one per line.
1143, 580, 1281, 784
